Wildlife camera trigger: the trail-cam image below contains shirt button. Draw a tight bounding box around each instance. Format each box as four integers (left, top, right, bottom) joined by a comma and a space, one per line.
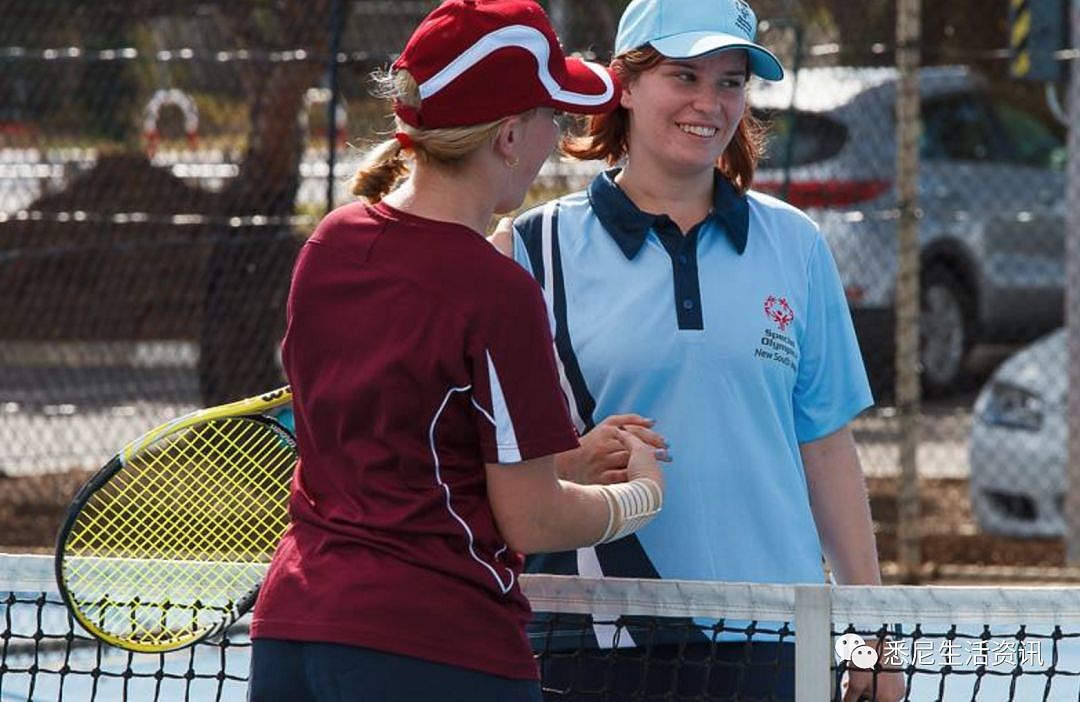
682, 298, 695, 310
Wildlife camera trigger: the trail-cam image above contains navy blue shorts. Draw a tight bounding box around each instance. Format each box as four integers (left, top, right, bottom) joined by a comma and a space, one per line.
538, 641, 795, 701
249, 639, 543, 702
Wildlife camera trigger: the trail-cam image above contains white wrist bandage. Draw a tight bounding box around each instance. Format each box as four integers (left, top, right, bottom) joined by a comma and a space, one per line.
594, 478, 663, 545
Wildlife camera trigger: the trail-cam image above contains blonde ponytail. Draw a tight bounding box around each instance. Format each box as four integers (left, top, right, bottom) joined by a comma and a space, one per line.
351, 137, 410, 203
351, 68, 518, 202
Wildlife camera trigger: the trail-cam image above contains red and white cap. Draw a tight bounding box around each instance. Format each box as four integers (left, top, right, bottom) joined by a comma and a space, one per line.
392, 0, 621, 129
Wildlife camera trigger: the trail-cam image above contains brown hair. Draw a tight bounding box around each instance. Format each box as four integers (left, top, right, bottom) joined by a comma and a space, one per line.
561, 47, 767, 195
352, 69, 512, 203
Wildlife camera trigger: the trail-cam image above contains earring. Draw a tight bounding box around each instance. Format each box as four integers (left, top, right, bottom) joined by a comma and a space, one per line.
504, 155, 519, 169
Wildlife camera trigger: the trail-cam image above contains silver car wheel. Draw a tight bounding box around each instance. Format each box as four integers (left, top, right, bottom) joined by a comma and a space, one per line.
920, 281, 967, 387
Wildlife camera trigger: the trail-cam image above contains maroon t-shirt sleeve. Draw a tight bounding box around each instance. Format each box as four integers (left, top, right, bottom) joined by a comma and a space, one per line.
468, 273, 578, 464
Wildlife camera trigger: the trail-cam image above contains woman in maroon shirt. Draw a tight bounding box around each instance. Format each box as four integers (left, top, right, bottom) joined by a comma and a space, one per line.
248, 2, 669, 701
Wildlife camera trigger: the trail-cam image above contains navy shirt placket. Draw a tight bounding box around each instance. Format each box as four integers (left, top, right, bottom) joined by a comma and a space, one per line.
653, 217, 704, 331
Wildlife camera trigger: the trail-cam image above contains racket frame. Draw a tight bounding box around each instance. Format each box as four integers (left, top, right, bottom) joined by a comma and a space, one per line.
54, 386, 294, 653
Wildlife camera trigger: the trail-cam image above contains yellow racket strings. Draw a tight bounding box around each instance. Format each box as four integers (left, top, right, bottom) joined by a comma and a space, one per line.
63, 417, 294, 647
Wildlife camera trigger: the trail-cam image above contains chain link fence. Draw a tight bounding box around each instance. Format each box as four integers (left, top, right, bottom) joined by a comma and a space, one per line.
0, 0, 1076, 580
753, 0, 1073, 580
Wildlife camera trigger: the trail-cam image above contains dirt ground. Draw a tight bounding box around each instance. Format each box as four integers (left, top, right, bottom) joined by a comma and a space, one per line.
867, 477, 1065, 575
2, 471, 1066, 576
0, 470, 92, 554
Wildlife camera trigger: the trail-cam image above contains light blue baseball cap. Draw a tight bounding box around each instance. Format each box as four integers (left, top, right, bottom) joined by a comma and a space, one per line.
615, 0, 784, 81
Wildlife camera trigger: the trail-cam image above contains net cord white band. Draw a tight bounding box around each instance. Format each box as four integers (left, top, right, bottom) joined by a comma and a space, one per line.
11, 553, 1080, 625
12, 553, 1080, 702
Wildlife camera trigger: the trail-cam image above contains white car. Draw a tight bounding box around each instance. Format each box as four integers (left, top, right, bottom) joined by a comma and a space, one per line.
968, 328, 1066, 537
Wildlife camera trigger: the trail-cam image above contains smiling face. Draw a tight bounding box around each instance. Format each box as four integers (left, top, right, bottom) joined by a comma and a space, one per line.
620, 50, 749, 178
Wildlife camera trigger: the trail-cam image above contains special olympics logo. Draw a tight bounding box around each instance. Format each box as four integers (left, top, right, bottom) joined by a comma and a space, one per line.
764, 296, 794, 331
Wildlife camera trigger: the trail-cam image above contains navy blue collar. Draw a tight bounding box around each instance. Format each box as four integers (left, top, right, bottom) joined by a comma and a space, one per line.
586, 168, 749, 259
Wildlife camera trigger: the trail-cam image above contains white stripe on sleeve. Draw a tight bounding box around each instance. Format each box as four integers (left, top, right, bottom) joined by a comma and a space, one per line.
486, 349, 522, 463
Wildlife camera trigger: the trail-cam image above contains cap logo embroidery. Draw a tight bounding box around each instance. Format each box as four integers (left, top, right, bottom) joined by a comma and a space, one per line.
733, 0, 755, 38
764, 295, 794, 331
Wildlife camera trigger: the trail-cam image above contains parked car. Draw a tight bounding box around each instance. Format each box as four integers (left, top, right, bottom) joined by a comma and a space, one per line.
750, 66, 1066, 396
968, 328, 1065, 537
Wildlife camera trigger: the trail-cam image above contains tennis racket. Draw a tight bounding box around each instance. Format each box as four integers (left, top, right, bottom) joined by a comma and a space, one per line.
55, 386, 296, 653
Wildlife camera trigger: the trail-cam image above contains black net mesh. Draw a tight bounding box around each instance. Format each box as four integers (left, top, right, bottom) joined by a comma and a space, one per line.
8, 559, 1080, 701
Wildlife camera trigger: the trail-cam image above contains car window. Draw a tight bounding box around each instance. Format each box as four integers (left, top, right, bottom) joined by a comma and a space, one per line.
990, 101, 1065, 170
755, 110, 848, 169
921, 96, 1001, 163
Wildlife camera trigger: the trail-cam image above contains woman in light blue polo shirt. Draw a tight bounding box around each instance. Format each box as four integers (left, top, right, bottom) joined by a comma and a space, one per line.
496, 0, 904, 700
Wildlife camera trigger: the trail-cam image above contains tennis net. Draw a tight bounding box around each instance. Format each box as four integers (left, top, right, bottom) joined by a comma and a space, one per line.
5, 552, 1080, 701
